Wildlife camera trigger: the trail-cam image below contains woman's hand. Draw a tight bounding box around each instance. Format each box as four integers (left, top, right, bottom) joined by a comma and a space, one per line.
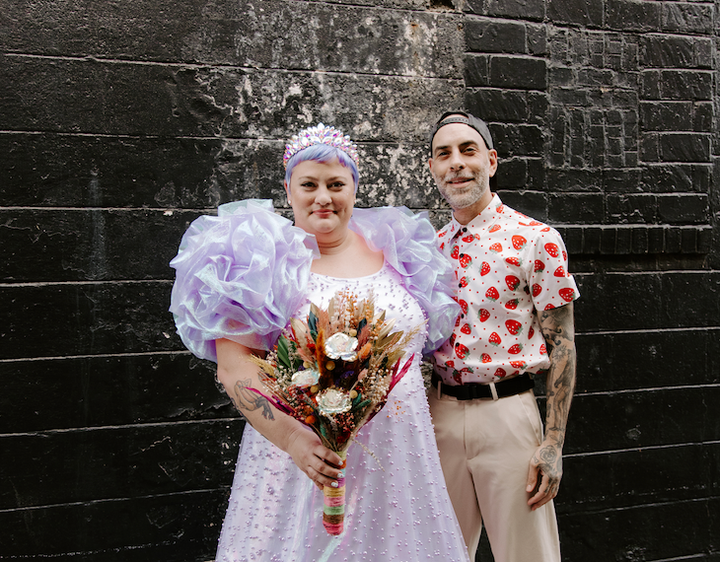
286, 426, 344, 490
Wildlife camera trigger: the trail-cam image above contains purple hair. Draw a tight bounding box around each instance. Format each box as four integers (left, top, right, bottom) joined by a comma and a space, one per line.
284, 144, 359, 192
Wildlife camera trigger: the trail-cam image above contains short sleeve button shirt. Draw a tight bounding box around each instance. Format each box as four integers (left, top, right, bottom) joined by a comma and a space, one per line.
434, 194, 580, 385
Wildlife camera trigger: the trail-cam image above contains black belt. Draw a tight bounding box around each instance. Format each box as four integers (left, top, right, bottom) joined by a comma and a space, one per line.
431, 372, 534, 400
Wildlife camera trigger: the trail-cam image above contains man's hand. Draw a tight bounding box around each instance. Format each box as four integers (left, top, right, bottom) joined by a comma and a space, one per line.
526, 438, 563, 510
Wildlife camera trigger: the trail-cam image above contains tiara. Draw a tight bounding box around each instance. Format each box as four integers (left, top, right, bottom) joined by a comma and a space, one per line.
283, 123, 359, 168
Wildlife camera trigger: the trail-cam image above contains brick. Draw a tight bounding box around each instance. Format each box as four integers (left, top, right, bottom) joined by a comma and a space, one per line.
647, 226, 665, 253
631, 225, 649, 253
489, 55, 547, 90
692, 101, 713, 132
640, 101, 693, 131
659, 133, 711, 163
464, 54, 489, 87
657, 194, 709, 225
662, 2, 713, 34
656, 70, 713, 101
641, 163, 711, 193
491, 123, 544, 157
640, 132, 660, 162
549, 66, 575, 87
494, 156, 527, 187
483, 0, 544, 20
547, 0, 603, 27
582, 226, 602, 253
548, 192, 604, 224
606, 194, 657, 224
496, 187, 547, 219
600, 227, 618, 253
607, 0, 662, 32
603, 168, 642, 194
640, 34, 695, 68
464, 88, 529, 122
465, 17, 526, 53
547, 168, 602, 192
641, 69, 662, 100
526, 23, 547, 56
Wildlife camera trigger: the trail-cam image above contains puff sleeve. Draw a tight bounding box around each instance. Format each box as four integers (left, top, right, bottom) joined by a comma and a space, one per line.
350, 207, 461, 356
169, 199, 318, 362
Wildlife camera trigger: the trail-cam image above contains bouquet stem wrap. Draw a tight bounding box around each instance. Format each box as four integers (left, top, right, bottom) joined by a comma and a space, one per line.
322, 451, 348, 535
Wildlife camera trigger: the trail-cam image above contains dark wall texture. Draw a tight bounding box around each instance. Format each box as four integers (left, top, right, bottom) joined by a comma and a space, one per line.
1, 1, 718, 561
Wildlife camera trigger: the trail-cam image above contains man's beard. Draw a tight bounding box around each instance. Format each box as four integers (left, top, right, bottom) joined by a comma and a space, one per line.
435, 172, 488, 210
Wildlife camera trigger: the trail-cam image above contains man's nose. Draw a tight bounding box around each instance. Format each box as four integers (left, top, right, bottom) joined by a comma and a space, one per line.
449, 149, 465, 170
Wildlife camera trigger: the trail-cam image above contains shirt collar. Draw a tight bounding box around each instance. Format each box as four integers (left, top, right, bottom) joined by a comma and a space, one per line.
449, 193, 503, 237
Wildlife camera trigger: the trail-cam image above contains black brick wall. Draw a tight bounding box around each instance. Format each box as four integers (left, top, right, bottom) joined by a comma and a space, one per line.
1, 1, 718, 561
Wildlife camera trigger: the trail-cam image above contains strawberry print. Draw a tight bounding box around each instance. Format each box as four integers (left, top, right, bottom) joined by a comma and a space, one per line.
544, 243, 559, 257
505, 275, 520, 290
559, 288, 575, 302
455, 314, 462, 327
439, 242, 445, 251
432, 195, 579, 386
455, 343, 470, 359
438, 230, 448, 238
512, 235, 527, 250
508, 344, 523, 355
505, 320, 523, 335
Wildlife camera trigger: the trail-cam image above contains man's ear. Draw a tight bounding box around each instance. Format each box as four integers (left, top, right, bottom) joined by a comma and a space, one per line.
428, 158, 434, 173
488, 149, 498, 177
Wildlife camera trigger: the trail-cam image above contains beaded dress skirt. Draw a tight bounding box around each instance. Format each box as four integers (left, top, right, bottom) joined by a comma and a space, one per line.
215, 263, 469, 562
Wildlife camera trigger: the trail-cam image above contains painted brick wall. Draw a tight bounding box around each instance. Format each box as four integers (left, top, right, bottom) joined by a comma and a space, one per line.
1, 1, 718, 561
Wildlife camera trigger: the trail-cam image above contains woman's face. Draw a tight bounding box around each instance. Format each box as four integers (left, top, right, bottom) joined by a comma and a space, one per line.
286, 157, 356, 240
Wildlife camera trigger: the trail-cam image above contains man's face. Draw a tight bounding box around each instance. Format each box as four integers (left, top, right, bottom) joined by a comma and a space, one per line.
428, 122, 497, 212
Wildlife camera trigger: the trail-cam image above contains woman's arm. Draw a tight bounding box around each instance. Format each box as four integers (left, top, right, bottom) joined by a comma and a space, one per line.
216, 338, 344, 489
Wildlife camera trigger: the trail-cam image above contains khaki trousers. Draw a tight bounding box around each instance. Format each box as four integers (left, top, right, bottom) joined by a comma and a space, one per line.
428, 388, 561, 562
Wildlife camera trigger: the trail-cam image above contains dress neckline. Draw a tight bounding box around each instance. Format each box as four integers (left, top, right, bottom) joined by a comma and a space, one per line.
310, 261, 387, 282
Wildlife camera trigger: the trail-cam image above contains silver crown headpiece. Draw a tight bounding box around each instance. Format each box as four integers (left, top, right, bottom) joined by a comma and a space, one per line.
283, 123, 359, 168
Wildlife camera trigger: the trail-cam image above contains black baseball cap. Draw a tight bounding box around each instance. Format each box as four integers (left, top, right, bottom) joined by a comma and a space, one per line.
429, 111, 494, 153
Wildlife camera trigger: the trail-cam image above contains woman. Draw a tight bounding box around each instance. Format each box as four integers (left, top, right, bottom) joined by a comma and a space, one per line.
170, 124, 470, 561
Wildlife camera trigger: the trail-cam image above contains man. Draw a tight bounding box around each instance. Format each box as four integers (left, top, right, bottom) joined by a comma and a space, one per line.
427, 111, 578, 562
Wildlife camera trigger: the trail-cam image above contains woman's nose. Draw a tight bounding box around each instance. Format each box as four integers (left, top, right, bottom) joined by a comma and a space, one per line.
315, 187, 332, 204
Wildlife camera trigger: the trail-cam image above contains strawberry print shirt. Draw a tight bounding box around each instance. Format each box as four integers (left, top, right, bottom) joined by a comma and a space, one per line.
434, 194, 580, 385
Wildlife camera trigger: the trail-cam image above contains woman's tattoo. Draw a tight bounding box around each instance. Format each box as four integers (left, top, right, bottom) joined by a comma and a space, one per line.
231, 378, 275, 421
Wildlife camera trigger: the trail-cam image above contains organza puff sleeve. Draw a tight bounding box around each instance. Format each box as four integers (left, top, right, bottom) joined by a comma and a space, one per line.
169, 199, 318, 362
350, 207, 461, 356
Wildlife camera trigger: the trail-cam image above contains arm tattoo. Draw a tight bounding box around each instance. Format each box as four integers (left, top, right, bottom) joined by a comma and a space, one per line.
231, 378, 275, 421
538, 303, 576, 444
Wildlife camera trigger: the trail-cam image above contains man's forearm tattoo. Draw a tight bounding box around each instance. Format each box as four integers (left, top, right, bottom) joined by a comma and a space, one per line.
539, 304, 576, 440
231, 378, 274, 421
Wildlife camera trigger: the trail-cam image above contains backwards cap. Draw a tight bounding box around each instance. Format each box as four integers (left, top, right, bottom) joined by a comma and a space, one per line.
429, 111, 494, 153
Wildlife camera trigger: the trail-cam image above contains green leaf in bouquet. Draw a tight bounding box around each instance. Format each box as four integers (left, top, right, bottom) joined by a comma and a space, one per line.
277, 335, 291, 370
